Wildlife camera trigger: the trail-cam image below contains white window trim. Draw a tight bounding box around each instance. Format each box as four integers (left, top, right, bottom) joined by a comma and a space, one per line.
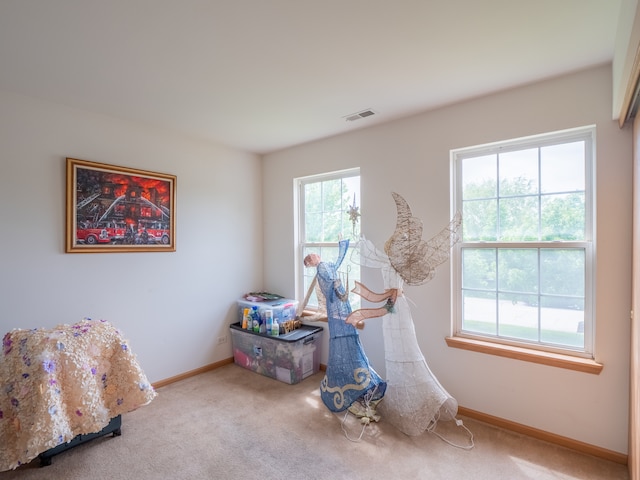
450, 126, 597, 362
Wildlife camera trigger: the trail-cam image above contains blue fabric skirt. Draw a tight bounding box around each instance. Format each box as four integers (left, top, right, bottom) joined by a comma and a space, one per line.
320, 330, 386, 412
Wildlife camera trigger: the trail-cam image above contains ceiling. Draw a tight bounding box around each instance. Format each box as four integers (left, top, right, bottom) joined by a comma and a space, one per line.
0, 1, 623, 155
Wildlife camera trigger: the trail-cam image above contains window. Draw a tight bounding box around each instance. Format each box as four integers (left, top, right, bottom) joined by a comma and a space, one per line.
450, 126, 594, 359
296, 169, 361, 311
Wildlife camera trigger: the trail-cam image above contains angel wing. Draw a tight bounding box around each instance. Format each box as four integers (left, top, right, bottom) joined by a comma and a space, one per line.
384, 192, 461, 286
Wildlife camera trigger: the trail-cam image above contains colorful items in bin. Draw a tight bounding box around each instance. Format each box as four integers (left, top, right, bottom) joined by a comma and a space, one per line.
236, 297, 299, 338
236, 297, 299, 328
281, 318, 301, 333
251, 306, 260, 333
265, 309, 274, 335
242, 308, 251, 330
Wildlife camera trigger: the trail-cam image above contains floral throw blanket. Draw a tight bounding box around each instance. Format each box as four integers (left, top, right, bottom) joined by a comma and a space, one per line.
0, 318, 156, 470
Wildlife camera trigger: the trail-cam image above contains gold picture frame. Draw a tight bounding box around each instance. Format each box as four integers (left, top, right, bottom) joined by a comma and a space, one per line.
66, 158, 176, 253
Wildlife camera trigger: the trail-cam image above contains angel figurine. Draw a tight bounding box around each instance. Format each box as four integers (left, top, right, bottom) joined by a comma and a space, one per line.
347, 192, 462, 436
304, 239, 386, 418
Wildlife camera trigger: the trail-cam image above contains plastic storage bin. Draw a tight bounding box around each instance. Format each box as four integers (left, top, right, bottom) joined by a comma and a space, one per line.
230, 322, 323, 384
236, 298, 299, 325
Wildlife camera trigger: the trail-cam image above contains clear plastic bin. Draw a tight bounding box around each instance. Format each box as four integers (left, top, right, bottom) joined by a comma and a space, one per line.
229, 322, 323, 384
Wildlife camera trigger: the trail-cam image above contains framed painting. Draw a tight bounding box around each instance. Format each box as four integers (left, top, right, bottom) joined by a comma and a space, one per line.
66, 158, 176, 253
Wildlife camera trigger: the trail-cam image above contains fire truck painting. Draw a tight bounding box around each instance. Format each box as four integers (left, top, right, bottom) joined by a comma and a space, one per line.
74, 165, 172, 246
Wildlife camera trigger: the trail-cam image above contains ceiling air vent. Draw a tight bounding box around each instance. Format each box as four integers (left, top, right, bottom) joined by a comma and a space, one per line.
343, 109, 376, 122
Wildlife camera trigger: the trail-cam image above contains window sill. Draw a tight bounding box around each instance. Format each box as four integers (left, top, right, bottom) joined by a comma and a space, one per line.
445, 336, 603, 374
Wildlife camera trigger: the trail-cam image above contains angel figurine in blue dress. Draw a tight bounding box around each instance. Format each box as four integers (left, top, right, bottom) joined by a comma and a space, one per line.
304, 239, 386, 416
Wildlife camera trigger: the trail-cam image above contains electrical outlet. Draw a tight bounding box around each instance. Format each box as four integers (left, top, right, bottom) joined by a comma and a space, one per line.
217, 335, 228, 345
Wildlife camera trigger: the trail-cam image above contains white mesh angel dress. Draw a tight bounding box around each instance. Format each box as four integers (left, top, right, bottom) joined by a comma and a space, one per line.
355, 238, 457, 435
348, 192, 461, 435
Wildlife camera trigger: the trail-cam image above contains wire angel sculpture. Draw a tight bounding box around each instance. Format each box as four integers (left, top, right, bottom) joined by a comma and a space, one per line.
347, 192, 463, 436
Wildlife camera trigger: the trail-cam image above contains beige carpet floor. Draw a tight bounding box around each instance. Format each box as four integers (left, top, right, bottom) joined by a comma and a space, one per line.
0, 363, 630, 480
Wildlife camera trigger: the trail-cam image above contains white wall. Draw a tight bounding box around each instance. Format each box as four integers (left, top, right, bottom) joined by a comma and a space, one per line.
0, 90, 264, 384
262, 64, 632, 454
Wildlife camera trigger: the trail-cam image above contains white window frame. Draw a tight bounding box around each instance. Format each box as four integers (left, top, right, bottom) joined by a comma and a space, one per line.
450, 126, 595, 359
295, 168, 361, 311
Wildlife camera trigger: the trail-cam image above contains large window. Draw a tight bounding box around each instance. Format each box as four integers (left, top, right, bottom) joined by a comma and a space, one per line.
451, 127, 595, 358
296, 169, 360, 311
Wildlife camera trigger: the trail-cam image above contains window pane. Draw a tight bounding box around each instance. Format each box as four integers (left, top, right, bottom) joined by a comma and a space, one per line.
305, 212, 322, 242
540, 249, 584, 297
463, 198, 497, 241
540, 295, 584, 348
322, 179, 342, 217
499, 148, 538, 196
462, 248, 496, 290
322, 211, 341, 242
499, 196, 538, 241
322, 179, 342, 206
498, 293, 539, 342
304, 182, 321, 213
463, 290, 496, 335
541, 193, 585, 241
319, 246, 339, 265
498, 249, 538, 294
540, 141, 585, 194
462, 154, 496, 199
